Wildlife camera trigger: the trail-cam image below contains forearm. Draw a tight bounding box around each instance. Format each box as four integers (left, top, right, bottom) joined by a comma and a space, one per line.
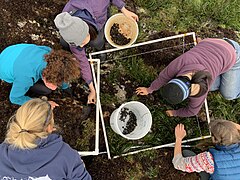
70, 46, 93, 84
172, 108, 197, 117
174, 139, 182, 157
10, 80, 33, 105
173, 96, 206, 117
88, 82, 95, 93
149, 70, 173, 93
148, 77, 164, 93
120, 7, 128, 13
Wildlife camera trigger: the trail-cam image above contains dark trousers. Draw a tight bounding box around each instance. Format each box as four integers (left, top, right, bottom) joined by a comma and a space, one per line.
182, 150, 210, 180
26, 79, 52, 97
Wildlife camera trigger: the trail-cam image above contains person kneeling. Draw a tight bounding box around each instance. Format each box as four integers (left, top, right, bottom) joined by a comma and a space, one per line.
173, 120, 240, 180
0, 97, 91, 179
0, 44, 80, 107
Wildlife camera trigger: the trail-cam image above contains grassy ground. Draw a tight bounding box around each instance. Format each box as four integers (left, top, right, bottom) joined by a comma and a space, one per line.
98, 0, 240, 178
100, 38, 210, 156
132, 0, 240, 39
1, 0, 240, 179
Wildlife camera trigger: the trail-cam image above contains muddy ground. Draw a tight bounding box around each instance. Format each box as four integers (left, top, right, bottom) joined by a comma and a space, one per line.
0, 0, 239, 179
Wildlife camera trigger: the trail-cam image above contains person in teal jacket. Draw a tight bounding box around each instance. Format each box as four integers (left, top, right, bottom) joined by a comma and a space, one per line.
0, 44, 80, 106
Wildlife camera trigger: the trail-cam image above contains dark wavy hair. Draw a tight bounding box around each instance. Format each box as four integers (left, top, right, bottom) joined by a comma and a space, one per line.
87, 23, 98, 41
42, 49, 80, 86
190, 71, 212, 97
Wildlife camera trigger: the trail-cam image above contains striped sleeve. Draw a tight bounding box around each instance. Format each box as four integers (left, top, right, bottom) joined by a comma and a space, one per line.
172, 152, 214, 174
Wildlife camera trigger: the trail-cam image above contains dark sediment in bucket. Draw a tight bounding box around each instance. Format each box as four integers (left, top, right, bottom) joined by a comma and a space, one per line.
119, 107, 137, 135
110, 23, 131, 46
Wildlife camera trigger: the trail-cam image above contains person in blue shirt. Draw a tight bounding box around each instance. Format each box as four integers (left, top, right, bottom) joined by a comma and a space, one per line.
0, 44, 80, 106
0, 97, 92, 179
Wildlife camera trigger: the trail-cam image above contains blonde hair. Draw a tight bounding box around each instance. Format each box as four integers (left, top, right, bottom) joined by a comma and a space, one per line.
209, 119, 240, 146
5, 98, 54, 149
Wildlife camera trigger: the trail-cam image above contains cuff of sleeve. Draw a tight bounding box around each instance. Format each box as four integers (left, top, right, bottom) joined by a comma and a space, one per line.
147, 87, 154, 94
117, 3, 125, 10
172, 153, 184, 168
171, 110, 178, 117
86, 79, 93, 85
61, 82, 69, 89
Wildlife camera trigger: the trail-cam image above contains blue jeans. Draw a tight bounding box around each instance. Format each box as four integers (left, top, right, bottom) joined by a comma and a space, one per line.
210, 39, 240, 100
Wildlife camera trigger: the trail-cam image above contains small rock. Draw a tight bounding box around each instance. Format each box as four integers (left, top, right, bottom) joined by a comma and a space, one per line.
17, 21, 27, 28
30, 34, 39, 41
114, 85, 127, 103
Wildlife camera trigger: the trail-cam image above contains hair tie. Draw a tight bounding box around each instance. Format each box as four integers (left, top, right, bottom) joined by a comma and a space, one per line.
19, 129, 29, 133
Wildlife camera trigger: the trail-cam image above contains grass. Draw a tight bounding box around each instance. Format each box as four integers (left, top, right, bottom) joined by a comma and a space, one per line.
75, 120, 96, 151
121, 57, 158, 86
105, 0, 240, 178
102, 41, 210, 156
208, 92, 240, 123
133, 0, 240, 40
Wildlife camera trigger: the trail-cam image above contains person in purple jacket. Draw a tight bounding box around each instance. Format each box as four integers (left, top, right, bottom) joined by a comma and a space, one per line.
0, 97, 91, 179
54, 0, 138, 104
136, 38, 240, 117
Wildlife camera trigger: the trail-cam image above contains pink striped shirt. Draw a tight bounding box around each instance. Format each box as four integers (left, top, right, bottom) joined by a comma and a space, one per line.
172, 151, 214, 174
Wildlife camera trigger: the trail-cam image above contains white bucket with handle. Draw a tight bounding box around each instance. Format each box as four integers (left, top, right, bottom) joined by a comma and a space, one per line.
104, 13, 139, 48
110, 101, 152, 140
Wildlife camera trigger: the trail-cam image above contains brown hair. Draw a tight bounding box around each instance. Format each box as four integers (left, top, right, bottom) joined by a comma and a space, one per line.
42, 49, 80, 86
191, 71, 212, 97
87, 23, 98, 41
210, 119, 240, 146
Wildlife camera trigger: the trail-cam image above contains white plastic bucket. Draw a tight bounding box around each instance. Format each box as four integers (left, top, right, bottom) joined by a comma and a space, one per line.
104, 13, 139, 48
110, 101, 152, 140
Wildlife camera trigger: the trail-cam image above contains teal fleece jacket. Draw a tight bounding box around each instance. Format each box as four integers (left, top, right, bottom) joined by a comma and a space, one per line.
0, 44, 51, 105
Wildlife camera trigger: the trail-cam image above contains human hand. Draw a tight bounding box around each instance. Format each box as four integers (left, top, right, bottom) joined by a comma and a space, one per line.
136, 87, 149, 95
48, 101, 59, 109
166, 110, 174, 117
175, 124, 186, 141
121, 7, 139, 21
88, 91, 96, 104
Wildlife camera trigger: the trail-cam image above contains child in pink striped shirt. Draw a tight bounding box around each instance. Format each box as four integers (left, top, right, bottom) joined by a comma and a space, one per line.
173, 120, 240, 180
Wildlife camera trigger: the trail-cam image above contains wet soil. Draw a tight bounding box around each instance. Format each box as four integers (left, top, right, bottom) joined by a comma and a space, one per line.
119, 107, 137, 135
137, 30, 194, 68
110, 23, 131, 46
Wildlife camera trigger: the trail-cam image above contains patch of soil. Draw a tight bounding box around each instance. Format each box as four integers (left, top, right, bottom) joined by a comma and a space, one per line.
84, 155, 132, 180
0, 0, 64, 51
84, 149, 199, 180
0, 82, 19, 142
138, 149, 199, 180
110, 23, 131, 46
137, 30, 194, 68
0, 0, 236, 179
196, 26, 238, 41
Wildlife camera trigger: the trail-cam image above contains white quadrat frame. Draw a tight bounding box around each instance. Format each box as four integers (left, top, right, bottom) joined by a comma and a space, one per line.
88, 32, 211, 159
78, 58, 111, 159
